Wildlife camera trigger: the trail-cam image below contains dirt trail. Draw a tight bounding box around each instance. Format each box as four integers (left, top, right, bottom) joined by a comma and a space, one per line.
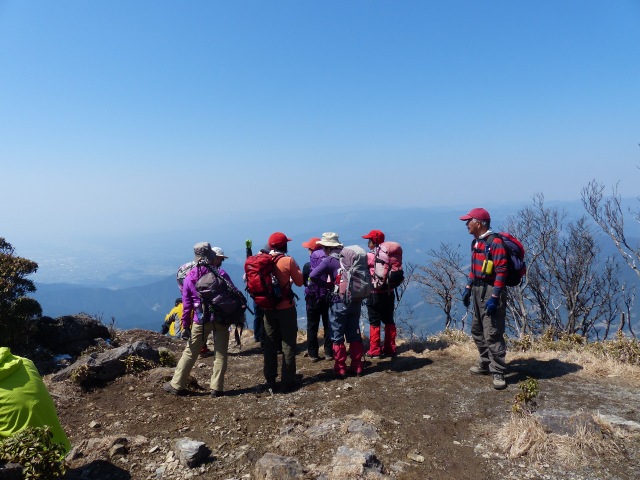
48, 329, 640, 479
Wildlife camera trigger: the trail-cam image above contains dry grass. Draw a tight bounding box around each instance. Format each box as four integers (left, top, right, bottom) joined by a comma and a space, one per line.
398, 328, 476, 356
507, 349, 640, 386
497, 412, 634, 464
497, 414, 550, 459
401, 329, 640, 385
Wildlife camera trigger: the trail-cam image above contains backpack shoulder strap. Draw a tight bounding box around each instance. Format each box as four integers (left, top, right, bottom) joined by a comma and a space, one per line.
483, 232, 499, 259
202, 264, 247, 305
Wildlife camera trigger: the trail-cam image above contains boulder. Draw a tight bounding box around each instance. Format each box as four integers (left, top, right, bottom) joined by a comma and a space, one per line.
33, 314, 111, 357
51, 341, 159, 383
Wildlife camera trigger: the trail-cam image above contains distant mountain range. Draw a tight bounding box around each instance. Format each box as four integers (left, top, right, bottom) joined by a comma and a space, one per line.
34, 264, 445, 335
30, 201, 640, 335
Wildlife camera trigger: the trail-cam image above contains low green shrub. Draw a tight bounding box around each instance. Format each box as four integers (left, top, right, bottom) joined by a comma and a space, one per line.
512, 377, 540, 415
0, 426, 66, 479
122, 355, 155, 375
159, 350, 176, 367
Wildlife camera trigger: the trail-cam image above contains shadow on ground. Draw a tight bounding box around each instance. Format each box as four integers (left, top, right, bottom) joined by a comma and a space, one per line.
508, 357, 583, 382
66, 460, 131, 480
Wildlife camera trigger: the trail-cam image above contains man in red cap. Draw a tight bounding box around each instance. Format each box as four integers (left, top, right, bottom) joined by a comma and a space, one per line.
261, 232, 304, 392
301, 237, 333, 361
362, 229, 397, 357
459, 208, 508, 390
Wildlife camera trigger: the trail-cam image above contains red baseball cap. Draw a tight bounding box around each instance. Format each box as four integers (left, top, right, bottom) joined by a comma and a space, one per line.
362, 229, 385, 244
301, 237, 321, 251
459, 208, 491, 222
268, 232, 292, 249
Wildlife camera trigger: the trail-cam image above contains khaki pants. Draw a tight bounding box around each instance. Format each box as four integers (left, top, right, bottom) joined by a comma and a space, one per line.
170, 321, 230, 392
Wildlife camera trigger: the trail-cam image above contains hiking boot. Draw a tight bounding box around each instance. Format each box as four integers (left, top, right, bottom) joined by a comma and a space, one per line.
280, 380, 302, 393
469, 364, 490, 375
366, 353, 382, 359
211, 390, 224, 398
492, 373, 507, 390
162, 382, 186, 396
200, 346, 214, 358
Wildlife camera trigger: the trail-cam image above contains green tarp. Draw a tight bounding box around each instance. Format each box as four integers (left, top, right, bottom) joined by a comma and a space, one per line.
0, 347, 71, 452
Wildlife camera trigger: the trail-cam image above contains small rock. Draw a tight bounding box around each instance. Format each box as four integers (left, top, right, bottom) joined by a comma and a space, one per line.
174, 438, 212, 468
407, 452, 425, 463
254, 453, 303, 479
89, 420, 101, 429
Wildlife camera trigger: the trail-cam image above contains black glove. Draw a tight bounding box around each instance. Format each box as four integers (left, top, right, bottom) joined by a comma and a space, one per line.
485, 296, 498, 315
462, 288, 471, 308
181, 328, 191, 340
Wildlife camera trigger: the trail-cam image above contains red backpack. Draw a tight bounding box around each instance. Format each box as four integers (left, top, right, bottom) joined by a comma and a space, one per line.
244, 252, 286, 309
484, 232, 526, 287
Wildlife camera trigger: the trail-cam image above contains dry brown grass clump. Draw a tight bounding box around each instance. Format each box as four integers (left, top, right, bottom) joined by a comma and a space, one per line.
497, 412, 634, 464
398, 328, 474, 354
508, 332, 640, 385
497, 413, 551, 459
509, 330, 640, 366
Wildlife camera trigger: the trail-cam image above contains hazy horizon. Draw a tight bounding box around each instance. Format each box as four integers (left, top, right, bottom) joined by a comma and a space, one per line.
2, 1, 639, 246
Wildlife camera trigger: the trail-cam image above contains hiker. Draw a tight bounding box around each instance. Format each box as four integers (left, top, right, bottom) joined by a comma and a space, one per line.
0, 347, 71, 453
245, 240, 265, 346
162, 298, 184, 337
460, 208, 508, 390
302, 236, 332, 361
309, 232, 365, 378
362, 229, 397, 357
163, 243, 238, 397
260, 232, 304, 392
252, 302, 265, 345
177, 259, 211, 357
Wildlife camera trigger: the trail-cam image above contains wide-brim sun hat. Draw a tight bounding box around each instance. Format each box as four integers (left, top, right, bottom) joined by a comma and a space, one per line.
316, 232, 343, 248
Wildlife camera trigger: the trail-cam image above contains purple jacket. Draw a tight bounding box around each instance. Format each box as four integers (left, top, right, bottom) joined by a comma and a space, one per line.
305, 249, 330, 298
309, 254, 340, 292
181, 265, 234, 328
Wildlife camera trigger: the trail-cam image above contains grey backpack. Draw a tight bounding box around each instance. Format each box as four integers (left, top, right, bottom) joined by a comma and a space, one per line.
338, 245, 371, 303
195, 265, 247, 327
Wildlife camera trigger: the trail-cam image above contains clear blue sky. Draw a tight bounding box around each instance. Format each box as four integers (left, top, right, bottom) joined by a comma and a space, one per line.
2, 1, 639, 241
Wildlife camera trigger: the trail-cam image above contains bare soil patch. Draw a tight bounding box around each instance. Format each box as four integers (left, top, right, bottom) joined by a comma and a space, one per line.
46, 329, 640, 479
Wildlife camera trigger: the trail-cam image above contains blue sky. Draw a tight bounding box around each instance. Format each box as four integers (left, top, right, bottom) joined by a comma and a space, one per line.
2, 1, 639, 243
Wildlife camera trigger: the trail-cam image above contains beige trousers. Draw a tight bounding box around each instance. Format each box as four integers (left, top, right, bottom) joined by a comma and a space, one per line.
170, 321, 230, 392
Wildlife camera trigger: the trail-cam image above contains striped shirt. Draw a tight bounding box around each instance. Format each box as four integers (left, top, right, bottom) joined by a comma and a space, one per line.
468, 231, 508, 295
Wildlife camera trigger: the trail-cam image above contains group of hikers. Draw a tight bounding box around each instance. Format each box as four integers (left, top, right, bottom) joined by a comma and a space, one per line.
162, 228, 404, 396
0, 207, 511, 460
161, 206, 512, 397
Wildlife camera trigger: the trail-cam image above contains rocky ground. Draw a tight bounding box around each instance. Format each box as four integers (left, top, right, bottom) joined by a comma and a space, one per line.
45, 328, 640, 480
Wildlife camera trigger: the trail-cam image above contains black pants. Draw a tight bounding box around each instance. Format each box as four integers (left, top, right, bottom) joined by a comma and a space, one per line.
306, 296, 332, 357
366, 290, 395, 326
